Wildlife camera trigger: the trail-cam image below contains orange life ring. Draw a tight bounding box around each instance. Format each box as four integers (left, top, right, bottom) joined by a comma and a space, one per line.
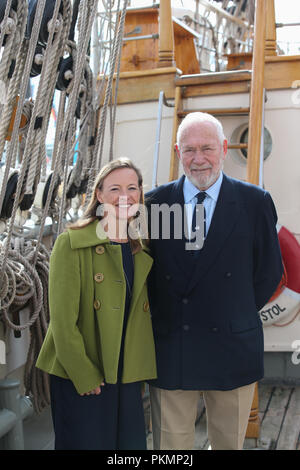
259, 225, 300, 326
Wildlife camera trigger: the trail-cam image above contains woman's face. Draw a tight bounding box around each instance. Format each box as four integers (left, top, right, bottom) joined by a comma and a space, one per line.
96, 168, 141, 220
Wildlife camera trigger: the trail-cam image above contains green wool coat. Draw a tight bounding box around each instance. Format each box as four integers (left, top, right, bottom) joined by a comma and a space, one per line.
36, 219, 157, 395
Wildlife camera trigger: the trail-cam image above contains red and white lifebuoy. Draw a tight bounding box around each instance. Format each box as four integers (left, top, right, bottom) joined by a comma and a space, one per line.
259, 225, 300, 327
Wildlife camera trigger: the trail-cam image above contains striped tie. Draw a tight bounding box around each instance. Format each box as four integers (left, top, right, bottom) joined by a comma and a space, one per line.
191, 192, 207, 248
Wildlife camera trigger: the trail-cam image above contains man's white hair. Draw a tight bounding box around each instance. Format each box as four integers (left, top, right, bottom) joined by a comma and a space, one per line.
176, 112, 226, 148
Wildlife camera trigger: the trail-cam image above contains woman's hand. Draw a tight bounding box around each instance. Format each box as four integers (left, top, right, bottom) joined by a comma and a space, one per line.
80, 382, 105, 396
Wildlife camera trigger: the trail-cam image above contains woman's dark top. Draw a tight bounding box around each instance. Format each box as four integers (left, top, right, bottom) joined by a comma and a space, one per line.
110, 241, 134, 379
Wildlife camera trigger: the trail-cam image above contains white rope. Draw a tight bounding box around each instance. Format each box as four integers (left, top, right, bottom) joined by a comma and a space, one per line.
57, 0, 98, 234
24, 0, 71, 195
0, 0, 42, 223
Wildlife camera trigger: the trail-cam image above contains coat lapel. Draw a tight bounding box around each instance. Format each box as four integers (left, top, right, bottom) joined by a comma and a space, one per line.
186, 174, 241, 294
130, 249, 153, 313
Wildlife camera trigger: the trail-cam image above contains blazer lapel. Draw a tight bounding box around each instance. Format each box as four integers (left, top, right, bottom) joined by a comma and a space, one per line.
166, 176, 194, 279
186, 174, 241, 294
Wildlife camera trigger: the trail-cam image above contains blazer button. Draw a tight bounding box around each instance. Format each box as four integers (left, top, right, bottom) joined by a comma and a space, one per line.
165, 274, 171, 281
94, 299, 101, 310
182, 298, 188, 304
212, 327, 218, 332
143, 301, 150, 312
183, 324, 190, 331
95, 245, 105, 255
94, 272, 104, 283
225, 272, 232, 278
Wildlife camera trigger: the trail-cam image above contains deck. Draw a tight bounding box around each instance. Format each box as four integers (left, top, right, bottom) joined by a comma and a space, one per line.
22, 382, 300, 450
145, 382, 300, 450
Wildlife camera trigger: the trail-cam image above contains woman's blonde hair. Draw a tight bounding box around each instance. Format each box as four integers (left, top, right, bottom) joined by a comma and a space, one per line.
68, 157, 147, 253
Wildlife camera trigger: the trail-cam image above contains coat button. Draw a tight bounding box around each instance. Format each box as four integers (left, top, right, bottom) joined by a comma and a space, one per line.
183, 324, 190, 331
94, 299, 101, 310
182, 298, 188, 304
94, 273, 104, 283
143, 301, 150, 312
212, 327, 218, 332
225, 272, 232, 278
95, 245, 105, 255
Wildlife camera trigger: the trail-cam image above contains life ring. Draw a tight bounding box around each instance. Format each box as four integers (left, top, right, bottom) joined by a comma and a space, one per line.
259, 225, 300, 326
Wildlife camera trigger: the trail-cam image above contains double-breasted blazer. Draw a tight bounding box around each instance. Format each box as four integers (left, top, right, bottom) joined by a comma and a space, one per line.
145, 173, 283, 391
36, 219, 157, 395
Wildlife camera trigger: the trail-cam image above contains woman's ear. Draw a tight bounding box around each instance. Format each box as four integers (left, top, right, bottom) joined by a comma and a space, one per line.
96, 188, 103, 204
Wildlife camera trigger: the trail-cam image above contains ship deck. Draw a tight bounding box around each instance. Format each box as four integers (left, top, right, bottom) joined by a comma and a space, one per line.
23, 381, 300, 451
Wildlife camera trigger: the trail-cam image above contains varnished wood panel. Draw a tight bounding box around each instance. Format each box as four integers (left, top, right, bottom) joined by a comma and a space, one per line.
120, 9, 159, 72
99, 67, 178, 104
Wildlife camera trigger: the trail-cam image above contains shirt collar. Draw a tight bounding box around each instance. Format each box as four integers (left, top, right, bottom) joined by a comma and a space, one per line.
183, 172, 223, 204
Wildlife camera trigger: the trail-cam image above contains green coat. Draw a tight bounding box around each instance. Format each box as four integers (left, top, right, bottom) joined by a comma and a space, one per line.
36, 219, 157, 395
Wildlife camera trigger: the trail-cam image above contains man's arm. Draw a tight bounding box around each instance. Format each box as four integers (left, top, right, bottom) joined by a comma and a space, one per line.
253, 191, 284, 311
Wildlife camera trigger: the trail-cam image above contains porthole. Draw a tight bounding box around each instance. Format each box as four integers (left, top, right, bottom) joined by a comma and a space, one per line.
230, 124, 272, 163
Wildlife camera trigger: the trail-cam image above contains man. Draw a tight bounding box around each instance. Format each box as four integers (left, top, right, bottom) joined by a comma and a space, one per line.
145, 112, 283, 450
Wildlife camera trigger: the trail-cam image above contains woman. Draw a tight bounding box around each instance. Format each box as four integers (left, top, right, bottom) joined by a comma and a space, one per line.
36, 158, 156, 450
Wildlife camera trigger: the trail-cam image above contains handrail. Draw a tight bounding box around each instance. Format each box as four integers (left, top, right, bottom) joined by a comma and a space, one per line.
152, 91, 174, 189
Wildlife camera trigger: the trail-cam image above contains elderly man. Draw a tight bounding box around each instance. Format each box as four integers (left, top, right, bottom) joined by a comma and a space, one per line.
146, 112, 283, 450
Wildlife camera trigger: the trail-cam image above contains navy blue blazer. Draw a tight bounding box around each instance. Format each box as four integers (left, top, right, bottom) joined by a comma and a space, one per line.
145, 174, 283, 390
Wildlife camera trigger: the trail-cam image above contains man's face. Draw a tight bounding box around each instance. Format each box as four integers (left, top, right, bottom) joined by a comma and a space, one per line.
176, 121, 227, 190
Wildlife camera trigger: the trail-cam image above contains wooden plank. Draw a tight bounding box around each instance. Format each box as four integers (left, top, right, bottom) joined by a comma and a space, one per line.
259, 386, 292, 448
108, 68, 178, 104
175, 70, 252, 86
173, 19, 200, 74
246, 382, 260, 438
174, 35, 200, 75
228, 143, 248, 149
258, 383, 275, 418
120, 9, 159, 72
276, 387, 300, 450
265, 58, 300, 90
178, 108, 250, 117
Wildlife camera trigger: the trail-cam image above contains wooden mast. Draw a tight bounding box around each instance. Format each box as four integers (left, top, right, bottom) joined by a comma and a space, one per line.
246, 0, 278, 441
246, 0, 266, 185
158, 0, 175, 68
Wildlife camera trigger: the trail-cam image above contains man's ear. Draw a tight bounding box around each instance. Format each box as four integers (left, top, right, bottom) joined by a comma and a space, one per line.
175, 144, 181, 160
223, 139, 228, 158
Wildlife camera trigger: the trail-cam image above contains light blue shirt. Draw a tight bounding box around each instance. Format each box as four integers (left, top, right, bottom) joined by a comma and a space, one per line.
183, 172, 223, 238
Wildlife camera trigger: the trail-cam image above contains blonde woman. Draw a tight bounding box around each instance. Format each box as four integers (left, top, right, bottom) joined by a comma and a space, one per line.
36, 158, 156, 450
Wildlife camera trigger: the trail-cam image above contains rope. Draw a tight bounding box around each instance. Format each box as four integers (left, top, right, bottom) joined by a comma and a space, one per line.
0, 0, 131, 413
57, 0, 99, 234
93, 0, 129, 171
